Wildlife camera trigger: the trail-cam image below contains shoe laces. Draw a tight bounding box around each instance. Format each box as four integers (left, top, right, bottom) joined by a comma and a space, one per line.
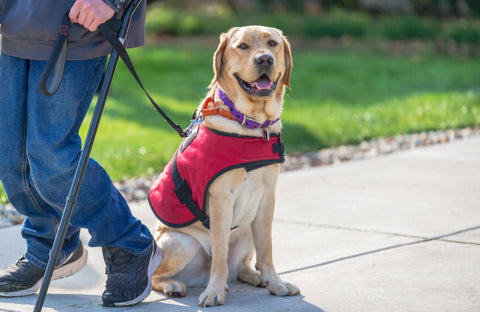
103, 248, 133, 275
13, 256, 39, 272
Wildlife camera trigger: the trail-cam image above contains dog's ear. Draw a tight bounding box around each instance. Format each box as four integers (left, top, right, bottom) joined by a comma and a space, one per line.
210, 27, 240, 88
209, 32, 228, 88
282, 35, 293, 89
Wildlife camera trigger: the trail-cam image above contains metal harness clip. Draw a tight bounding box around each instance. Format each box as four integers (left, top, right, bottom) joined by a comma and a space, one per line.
184, 116, 204, 135
264, 128, 270, 141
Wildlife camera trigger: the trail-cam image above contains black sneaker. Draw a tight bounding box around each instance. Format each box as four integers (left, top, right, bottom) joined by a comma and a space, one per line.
0, 242, 88, 297
102, 242, 162, 307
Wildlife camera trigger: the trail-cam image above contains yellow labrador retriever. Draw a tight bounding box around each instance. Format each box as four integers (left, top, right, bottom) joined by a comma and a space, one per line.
149, 25, 299, 307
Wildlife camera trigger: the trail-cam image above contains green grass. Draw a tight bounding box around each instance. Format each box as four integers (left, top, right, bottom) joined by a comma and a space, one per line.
283, 50, 480, 150
1, 45, 479, 204
83, 45, 480, 180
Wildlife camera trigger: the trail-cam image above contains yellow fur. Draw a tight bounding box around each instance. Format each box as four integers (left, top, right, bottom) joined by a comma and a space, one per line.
152, 26, 299, 307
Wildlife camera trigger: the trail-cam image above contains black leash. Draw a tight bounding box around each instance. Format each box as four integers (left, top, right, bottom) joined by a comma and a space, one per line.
39, 13, 188, 138
97, 21, 187, 137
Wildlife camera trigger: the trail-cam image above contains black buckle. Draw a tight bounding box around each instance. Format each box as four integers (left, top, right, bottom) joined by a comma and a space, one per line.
202, 217, 210, 229
273, 142, 286, 156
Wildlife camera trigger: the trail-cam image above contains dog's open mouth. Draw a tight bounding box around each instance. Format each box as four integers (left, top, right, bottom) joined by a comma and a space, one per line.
235, 74, 278, 97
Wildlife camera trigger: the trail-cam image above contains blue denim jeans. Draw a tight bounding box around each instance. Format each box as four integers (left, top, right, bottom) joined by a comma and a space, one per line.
0, 54, 153, 269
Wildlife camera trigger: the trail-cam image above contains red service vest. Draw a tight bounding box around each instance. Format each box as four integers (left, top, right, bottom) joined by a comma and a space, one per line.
148, 125, 285, 229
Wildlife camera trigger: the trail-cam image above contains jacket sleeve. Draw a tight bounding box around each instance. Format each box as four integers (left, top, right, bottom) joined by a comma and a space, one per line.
102, 0, 127, 12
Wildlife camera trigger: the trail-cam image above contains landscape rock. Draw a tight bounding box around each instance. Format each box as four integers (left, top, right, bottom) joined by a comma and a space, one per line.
0, 127, 478, 227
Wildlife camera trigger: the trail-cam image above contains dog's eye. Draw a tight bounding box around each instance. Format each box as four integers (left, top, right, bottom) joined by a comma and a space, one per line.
238, 43, 249, 50
268, 40, 278, 47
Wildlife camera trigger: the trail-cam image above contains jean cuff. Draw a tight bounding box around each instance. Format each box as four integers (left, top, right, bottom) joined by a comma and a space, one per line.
24, 251, 48, 270
134, 241, 154, 257
25, 249, 68, 270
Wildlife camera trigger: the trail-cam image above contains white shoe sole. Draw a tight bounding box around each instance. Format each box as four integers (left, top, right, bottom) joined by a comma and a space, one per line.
0, 247, 88, 298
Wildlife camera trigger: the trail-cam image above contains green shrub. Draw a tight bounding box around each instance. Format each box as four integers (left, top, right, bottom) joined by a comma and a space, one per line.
146, 5, 236, 36
464, 0, 480, 16
244, 13, 303, 36
177, 15, 203, 35
446, 21, 480, 44
303, 10, 368, 38
377, 15, 439, 40
146, 6, 181, 35
145, 4, 480, 46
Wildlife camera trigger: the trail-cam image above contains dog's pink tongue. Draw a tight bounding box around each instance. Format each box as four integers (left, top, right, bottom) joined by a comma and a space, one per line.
253, 77, 273, 90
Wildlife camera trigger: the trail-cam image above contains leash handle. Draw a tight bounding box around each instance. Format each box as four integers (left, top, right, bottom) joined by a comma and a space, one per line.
39, 13, 71, 96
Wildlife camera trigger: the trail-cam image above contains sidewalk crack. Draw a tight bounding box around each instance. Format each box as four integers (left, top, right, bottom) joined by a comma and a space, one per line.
275, 219, 480, 246
278, 225, 480, 276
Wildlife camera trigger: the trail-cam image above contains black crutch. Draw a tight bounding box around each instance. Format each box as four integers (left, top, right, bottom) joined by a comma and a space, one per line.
33, 1, 144, 311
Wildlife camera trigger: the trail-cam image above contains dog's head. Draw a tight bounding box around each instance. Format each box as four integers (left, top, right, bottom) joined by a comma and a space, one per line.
209, 26, 292, 120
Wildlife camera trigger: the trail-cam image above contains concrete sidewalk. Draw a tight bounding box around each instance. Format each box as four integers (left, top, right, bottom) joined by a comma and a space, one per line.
1, 136, 479, 312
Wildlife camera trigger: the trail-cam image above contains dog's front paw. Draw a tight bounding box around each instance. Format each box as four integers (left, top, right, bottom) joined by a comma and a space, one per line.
238, 267, 265, 287
164, 280, 187, 297
267, 281, 301, 296
152, 278, 187, 297
198, 284, 229, 307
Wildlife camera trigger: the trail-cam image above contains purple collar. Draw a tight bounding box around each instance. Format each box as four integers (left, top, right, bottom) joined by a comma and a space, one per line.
217, 88, 280, 130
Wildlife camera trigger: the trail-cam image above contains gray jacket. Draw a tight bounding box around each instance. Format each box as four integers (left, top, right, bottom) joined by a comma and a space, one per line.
0, 0, 146, 60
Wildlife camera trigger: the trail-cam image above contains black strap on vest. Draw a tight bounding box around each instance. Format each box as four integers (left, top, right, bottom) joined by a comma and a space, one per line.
171, 153, 211, 229
170, 133, 285, 230
39, 12, 188, 138
273, 141, 286, 156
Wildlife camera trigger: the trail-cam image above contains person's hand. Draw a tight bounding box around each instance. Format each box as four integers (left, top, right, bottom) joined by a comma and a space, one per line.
69, 0, 115, 32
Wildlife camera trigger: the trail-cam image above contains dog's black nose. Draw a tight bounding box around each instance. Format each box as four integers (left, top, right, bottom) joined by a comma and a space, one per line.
254, 54, 274, 69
